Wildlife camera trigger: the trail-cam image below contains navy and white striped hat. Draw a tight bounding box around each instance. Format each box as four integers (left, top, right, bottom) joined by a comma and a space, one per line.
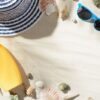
0, 0, 42, 36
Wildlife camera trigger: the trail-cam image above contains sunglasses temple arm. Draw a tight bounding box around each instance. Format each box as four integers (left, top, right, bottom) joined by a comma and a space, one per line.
85, 9, 99, 23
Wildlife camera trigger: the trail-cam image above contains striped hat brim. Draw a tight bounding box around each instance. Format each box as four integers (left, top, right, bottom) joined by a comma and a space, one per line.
0, 0, 42, 36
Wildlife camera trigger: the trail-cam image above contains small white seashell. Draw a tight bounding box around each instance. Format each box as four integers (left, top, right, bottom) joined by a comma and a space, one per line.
35, 81, 44, 89
45, 4, 57, 16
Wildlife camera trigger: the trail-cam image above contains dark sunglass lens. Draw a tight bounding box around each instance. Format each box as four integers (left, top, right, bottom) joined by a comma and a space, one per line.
94, 20, 100, 31
78, 7, 92, 20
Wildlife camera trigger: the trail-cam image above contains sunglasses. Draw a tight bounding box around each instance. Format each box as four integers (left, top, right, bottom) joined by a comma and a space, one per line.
77, 3, 100, 31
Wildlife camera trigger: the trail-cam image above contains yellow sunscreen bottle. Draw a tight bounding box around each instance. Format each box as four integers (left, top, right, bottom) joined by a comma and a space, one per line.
0, 44, 23, 91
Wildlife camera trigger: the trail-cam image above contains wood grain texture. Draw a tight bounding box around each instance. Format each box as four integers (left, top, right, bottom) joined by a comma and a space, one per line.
0, 0, 100, 100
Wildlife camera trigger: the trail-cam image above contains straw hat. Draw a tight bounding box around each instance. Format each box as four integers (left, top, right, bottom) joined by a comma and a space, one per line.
0, 0, 42, 36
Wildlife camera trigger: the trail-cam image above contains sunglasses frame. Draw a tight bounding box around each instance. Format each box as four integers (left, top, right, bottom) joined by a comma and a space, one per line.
77, 2, 100, 31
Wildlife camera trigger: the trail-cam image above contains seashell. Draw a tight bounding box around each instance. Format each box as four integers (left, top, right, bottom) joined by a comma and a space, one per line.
93, 0, 100, 8
27, 73, 34, 80
57, 0, 69, 20
72, 19, 78, 24
58, 83, 70, 93
64, 94, 80, 100
35, 81, 45, 89
26, 86, 36, 97
40, 0, 55, 11
45, 3, 58, 16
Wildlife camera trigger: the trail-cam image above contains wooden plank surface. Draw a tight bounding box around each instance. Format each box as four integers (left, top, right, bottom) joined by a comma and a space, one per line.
0, 0, 100, 99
